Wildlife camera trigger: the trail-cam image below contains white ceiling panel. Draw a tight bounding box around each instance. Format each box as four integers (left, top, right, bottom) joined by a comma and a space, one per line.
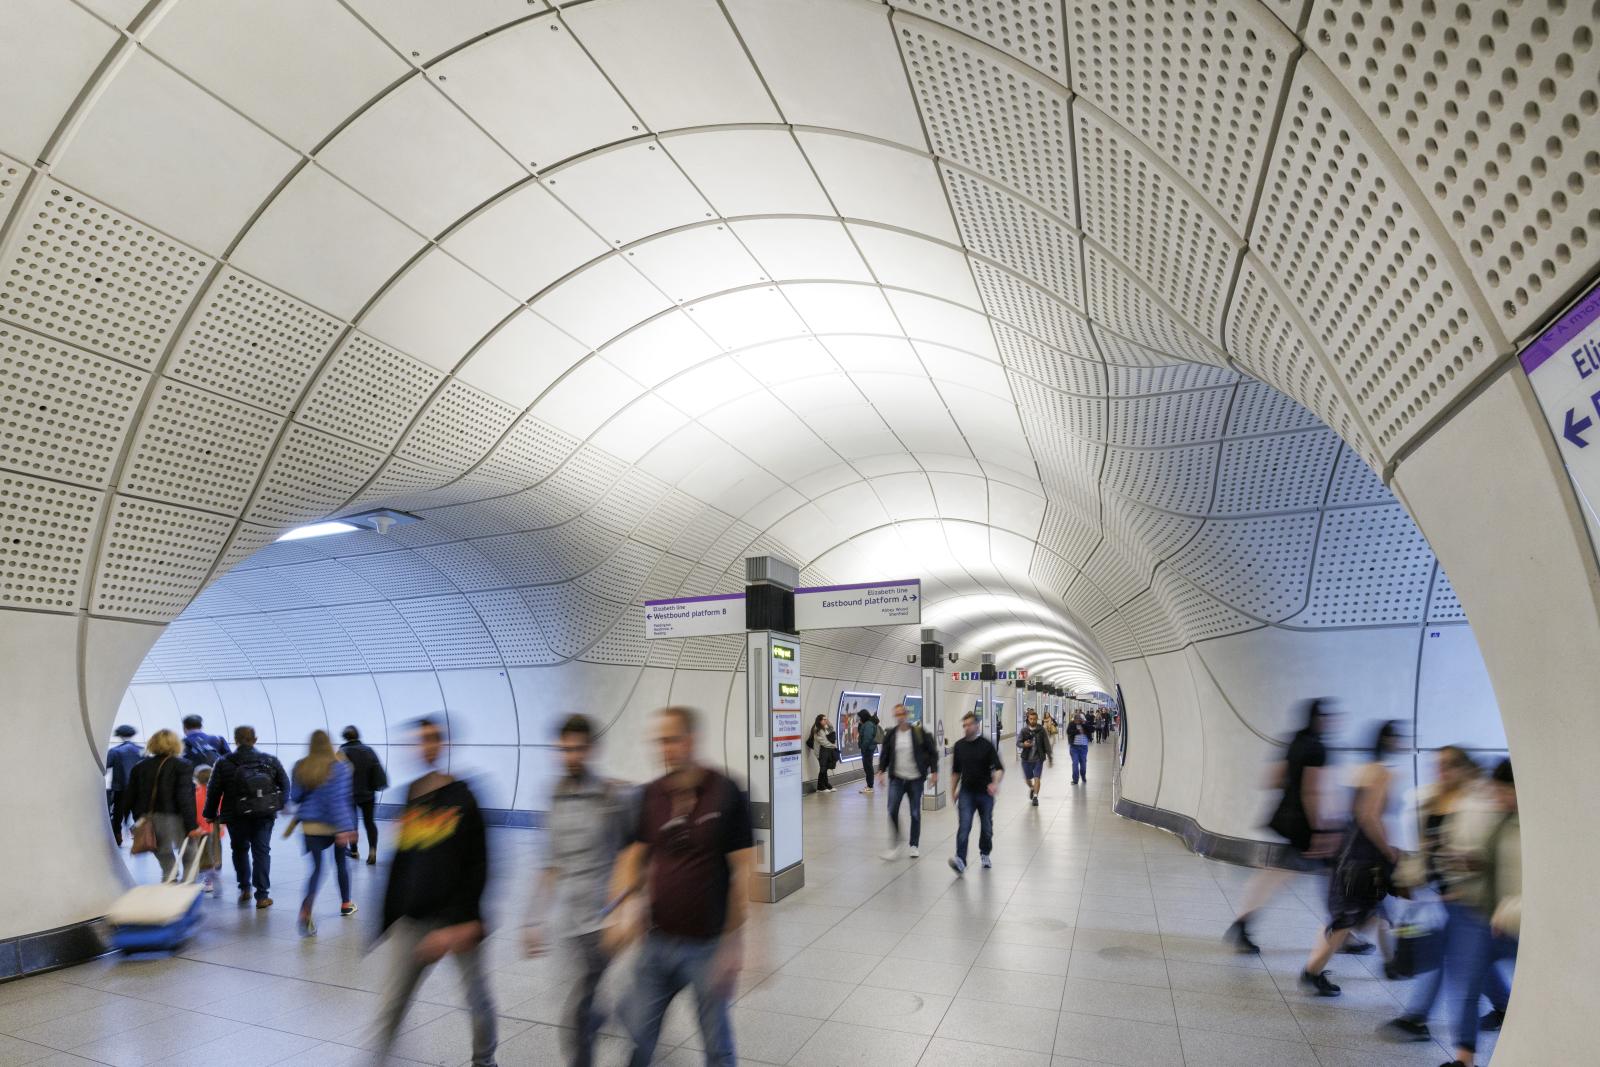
600, 311, 721, 386
0, 0, 116, 161
797, 133, 957, 242
360, 249, 517, 371
737, 338, 840, 386
662, 129, 833, 217
849, 225, 981, 307
684, 288, 808, 350
872, 471, 937, 519
626, 226, 766, 303
731, 219, 872, 283
739, 486, 806, 531
885, 291, 999, 359
589, 393, 690, 462
915, 342, 1012, 400
54, 50, 299, 255
813, 481, 891, 532
530, 357, 643, 437
931, 472, 988, 523
564, 0, 778, 130
433, 17, 640, 169
990, 481, 1046, 539
530, 256, 671, 348
824, 335, 924, 377
443, 182, 608, 298
768, 373, 866, 415
231, 165, 426, 318
655, 357, 765, 418
455, 310, 588, 407
725, 0, 925, 149
547, 142, 713, 246
143, 0, 409, 151
852, 374, 967, 453
344, 0, 546, 64
316, 76, 524, 236
677, 447, 781, 512
782, 282, 900, 336
637, 421, 724, 483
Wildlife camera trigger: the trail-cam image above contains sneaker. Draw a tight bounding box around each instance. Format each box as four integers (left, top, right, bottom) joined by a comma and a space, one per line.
948, 856, 966, 875
980, 855, 992, 869
1224, 919, 1260, 955
1299, 969, 1340, 997
347, 848, 359, 861
881, 847, 901, 861
297, 908, 315, 936
256, 897, 273, 910
1340, 935, 1376, 955
1480, 1008, 1505, 1031
908, 846, 920, 858
859, 787, 874, 795
1379, 1016, 1431, 1041
1031, 795, 1039, 806
340, 902, 358, 917
366, 855, 377, 866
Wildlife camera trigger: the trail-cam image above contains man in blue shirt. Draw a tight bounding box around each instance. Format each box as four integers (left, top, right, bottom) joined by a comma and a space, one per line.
106, 725, 142, 846
182, 714, 231, 767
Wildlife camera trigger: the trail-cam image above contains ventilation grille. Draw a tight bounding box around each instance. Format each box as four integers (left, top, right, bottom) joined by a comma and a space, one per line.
466, 589, 559, 666
1102, 443, 1217, 514
0, 184, 210, 368
995, 322, 1104, 395
972, 260, 1095, 355
1212, 430, 1339, 514
896, 1, 1065, 81
1085, 250, 1225, 368
1, 325, 147, 486
1106, 388, 1231, 448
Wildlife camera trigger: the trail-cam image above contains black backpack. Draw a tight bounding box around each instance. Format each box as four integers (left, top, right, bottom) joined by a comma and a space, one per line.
233, 756, 283, 816
183, 733, 220, 767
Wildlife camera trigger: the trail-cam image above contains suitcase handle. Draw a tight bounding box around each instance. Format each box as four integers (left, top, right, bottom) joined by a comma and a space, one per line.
165, 831, 210, 886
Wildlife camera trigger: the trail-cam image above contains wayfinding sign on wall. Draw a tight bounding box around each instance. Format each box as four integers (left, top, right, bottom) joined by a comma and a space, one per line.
794, 579, 920, 630
1522, 283, 1600, 521
643, 592, 745, 639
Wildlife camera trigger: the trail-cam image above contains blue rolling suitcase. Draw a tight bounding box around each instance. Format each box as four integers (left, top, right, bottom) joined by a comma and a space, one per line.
106, 835, 206, 953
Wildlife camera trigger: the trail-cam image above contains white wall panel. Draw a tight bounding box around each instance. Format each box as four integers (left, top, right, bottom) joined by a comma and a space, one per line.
1416, 624, 1504, 750
213, 678, 277, 744
436, 668, 519, 745
373, 671, 447, 733
262, 677, 328, 750
313, 673, 387, 746
448, 746, 518, 810
1113, 656, 1162, 805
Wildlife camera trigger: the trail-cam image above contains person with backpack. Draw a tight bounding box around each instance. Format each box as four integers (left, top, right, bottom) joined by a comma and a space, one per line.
857, 708, 881, 795
525, 714, 636, 1067
106, 724, 142, 847
806, 714, 837, 793
127, 729, 199, 879
339, 725, 388, 864
203, 724, 289, 909
181, 714, 230, 768
1016, 709, 1052, 806
876, 703, 938, 860
289, 730, 358, 935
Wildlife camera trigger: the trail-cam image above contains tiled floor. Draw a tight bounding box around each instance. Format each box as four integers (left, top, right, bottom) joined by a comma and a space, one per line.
0, 744, 1491, 1065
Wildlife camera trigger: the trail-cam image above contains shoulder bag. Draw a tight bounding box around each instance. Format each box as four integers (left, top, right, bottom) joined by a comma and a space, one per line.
130, 757, 169, 854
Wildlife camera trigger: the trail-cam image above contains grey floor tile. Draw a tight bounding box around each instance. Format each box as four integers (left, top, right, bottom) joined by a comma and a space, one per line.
1053, 1011, 1183, 1067
936, 997, 1057, 1053
1179, 1027, 1321, 1066
1162, 958, 1283, 1001
920, 1036, 1052, 1066
0, 1034, 54, 1067
1171, 987, 1305, 1042
957, 966, 1065, 1010
376, 1010, 532, 1067
861, 957, 970, 997
678, 1005, 819, 1062
140, 1024, 320, 1067
888, 934, 984, 968
972, 941, 1072, 977
789, 1020, 928, 1067
830, 987, 952, 1035
1060, 977, 1176, 1024
778, 946, 881, 984
736, 973, 855, 1020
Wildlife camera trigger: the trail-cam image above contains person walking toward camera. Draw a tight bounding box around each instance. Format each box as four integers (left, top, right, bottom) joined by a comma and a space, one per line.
948, 712, 1003, 875
877, 703, 938, 860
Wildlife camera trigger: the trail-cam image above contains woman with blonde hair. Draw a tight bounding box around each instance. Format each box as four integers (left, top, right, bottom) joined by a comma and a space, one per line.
127, 729, 198, 879
289, 729, 357, 934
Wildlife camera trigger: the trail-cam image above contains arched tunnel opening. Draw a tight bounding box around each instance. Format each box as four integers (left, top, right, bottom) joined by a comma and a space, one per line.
2, 1, 1594, 1064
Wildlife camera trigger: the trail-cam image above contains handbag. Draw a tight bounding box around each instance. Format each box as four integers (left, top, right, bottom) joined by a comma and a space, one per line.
129, 757, 169, 855
1388, 906, 1445, 978
1333, 827, 1392, 901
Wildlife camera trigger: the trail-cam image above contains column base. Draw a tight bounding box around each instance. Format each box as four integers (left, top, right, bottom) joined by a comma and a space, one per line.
750, 862, 805, 903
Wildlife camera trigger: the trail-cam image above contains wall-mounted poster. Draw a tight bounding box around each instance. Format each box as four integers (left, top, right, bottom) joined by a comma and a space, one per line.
903, 694, 923, 725
835, 692, 882, 762
973, 698, 987, 736
992, 699, 1006, 739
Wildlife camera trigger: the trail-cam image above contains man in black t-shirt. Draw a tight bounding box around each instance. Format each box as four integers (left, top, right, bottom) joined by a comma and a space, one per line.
609, 706, 752, 1067
948, 712, 1004, 874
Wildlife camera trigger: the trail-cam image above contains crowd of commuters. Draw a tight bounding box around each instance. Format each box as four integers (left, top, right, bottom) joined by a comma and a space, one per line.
1221, 699, 1519, 1067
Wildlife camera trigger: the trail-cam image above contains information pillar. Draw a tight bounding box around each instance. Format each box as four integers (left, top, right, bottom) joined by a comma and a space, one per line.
919, 665, 946, 811
744, 554, 804, 903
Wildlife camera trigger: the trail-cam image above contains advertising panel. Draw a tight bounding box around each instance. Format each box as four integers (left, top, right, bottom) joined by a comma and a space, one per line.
903, 694, 923, 725
835, 691, 882, 762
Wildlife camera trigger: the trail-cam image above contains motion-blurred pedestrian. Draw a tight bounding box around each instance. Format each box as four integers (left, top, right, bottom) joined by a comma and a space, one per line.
127, 729, 199, 879
340, 725, 388, 864
290, 729, 358, 935
106, 724, 141, 847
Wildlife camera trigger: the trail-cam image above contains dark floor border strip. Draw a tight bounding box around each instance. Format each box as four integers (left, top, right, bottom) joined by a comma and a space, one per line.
0, 919, 113, 984
1113, 793, 1298, 869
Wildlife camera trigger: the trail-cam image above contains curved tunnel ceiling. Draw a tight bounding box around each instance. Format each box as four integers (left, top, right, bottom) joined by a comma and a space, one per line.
3, 0, 1587, 696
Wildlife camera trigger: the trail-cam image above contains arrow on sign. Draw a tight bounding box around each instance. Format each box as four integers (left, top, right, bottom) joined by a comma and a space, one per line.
1566, 406, 1593, 448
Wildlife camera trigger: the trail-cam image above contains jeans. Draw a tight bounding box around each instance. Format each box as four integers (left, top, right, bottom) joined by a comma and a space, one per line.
108, 789, 132, 844
1070, 744, 1088, 782
886, 776, 924, 847
303, 834, 351, 909
624, 932, 734, 1067
955, 789, 994, 862
352, 799, 378, 856
227, 815, 274, 900
815, 760, 831, 791
860, 747, 876, 787
1445, 903, 1516, 1053
374, 918, 497, 1067
1403, 901, 1510, 1024
563, 932, 608, 1067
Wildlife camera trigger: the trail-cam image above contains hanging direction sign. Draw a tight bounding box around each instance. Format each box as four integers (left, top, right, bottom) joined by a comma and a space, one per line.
1522, 283, 1600, 518
794, 579, 921, 631
642, 592, 745, 639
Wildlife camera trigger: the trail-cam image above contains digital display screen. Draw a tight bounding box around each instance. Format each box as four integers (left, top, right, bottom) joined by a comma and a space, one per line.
771, 644, 795, 660
777, 682, 800, 698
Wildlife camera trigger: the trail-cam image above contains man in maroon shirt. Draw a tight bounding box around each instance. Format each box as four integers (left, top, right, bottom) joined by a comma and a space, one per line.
606, 706, 753, 1067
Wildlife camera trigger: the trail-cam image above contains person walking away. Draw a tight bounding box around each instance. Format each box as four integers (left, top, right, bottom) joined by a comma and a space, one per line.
374, 717, 496, 1067
1016, 709, 1051, 806
1380, 746, 1493, 1041
181, 714, 230, 768
290, 730, 358, 935
1298, 721, 1405, 996
1436, 758, 1519, 1067
1065, 714, 1091, 785
948, 712, 1004, 874
525, 714, 636, 1067
857, 709, 880, 795
203, 724, 289, 908
877, 703, 938, 860
106, 724, 141, 847
127, 729, 199, 879
1225, 699, 1340, 954
607, 706, 753, 1067
340, 725, 388, 864
806, 714, 837, 793
192, 765, 224, 894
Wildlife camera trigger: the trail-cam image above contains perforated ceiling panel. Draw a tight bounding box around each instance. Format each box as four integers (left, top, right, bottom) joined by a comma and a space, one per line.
1289, 504, 1435, 627
245, 424, 383, 528
0, 326, 146, 487
92, 496, 233, 622
300, 333, 445, 454
121, 379, 281, 515
0, 472, 103, 611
